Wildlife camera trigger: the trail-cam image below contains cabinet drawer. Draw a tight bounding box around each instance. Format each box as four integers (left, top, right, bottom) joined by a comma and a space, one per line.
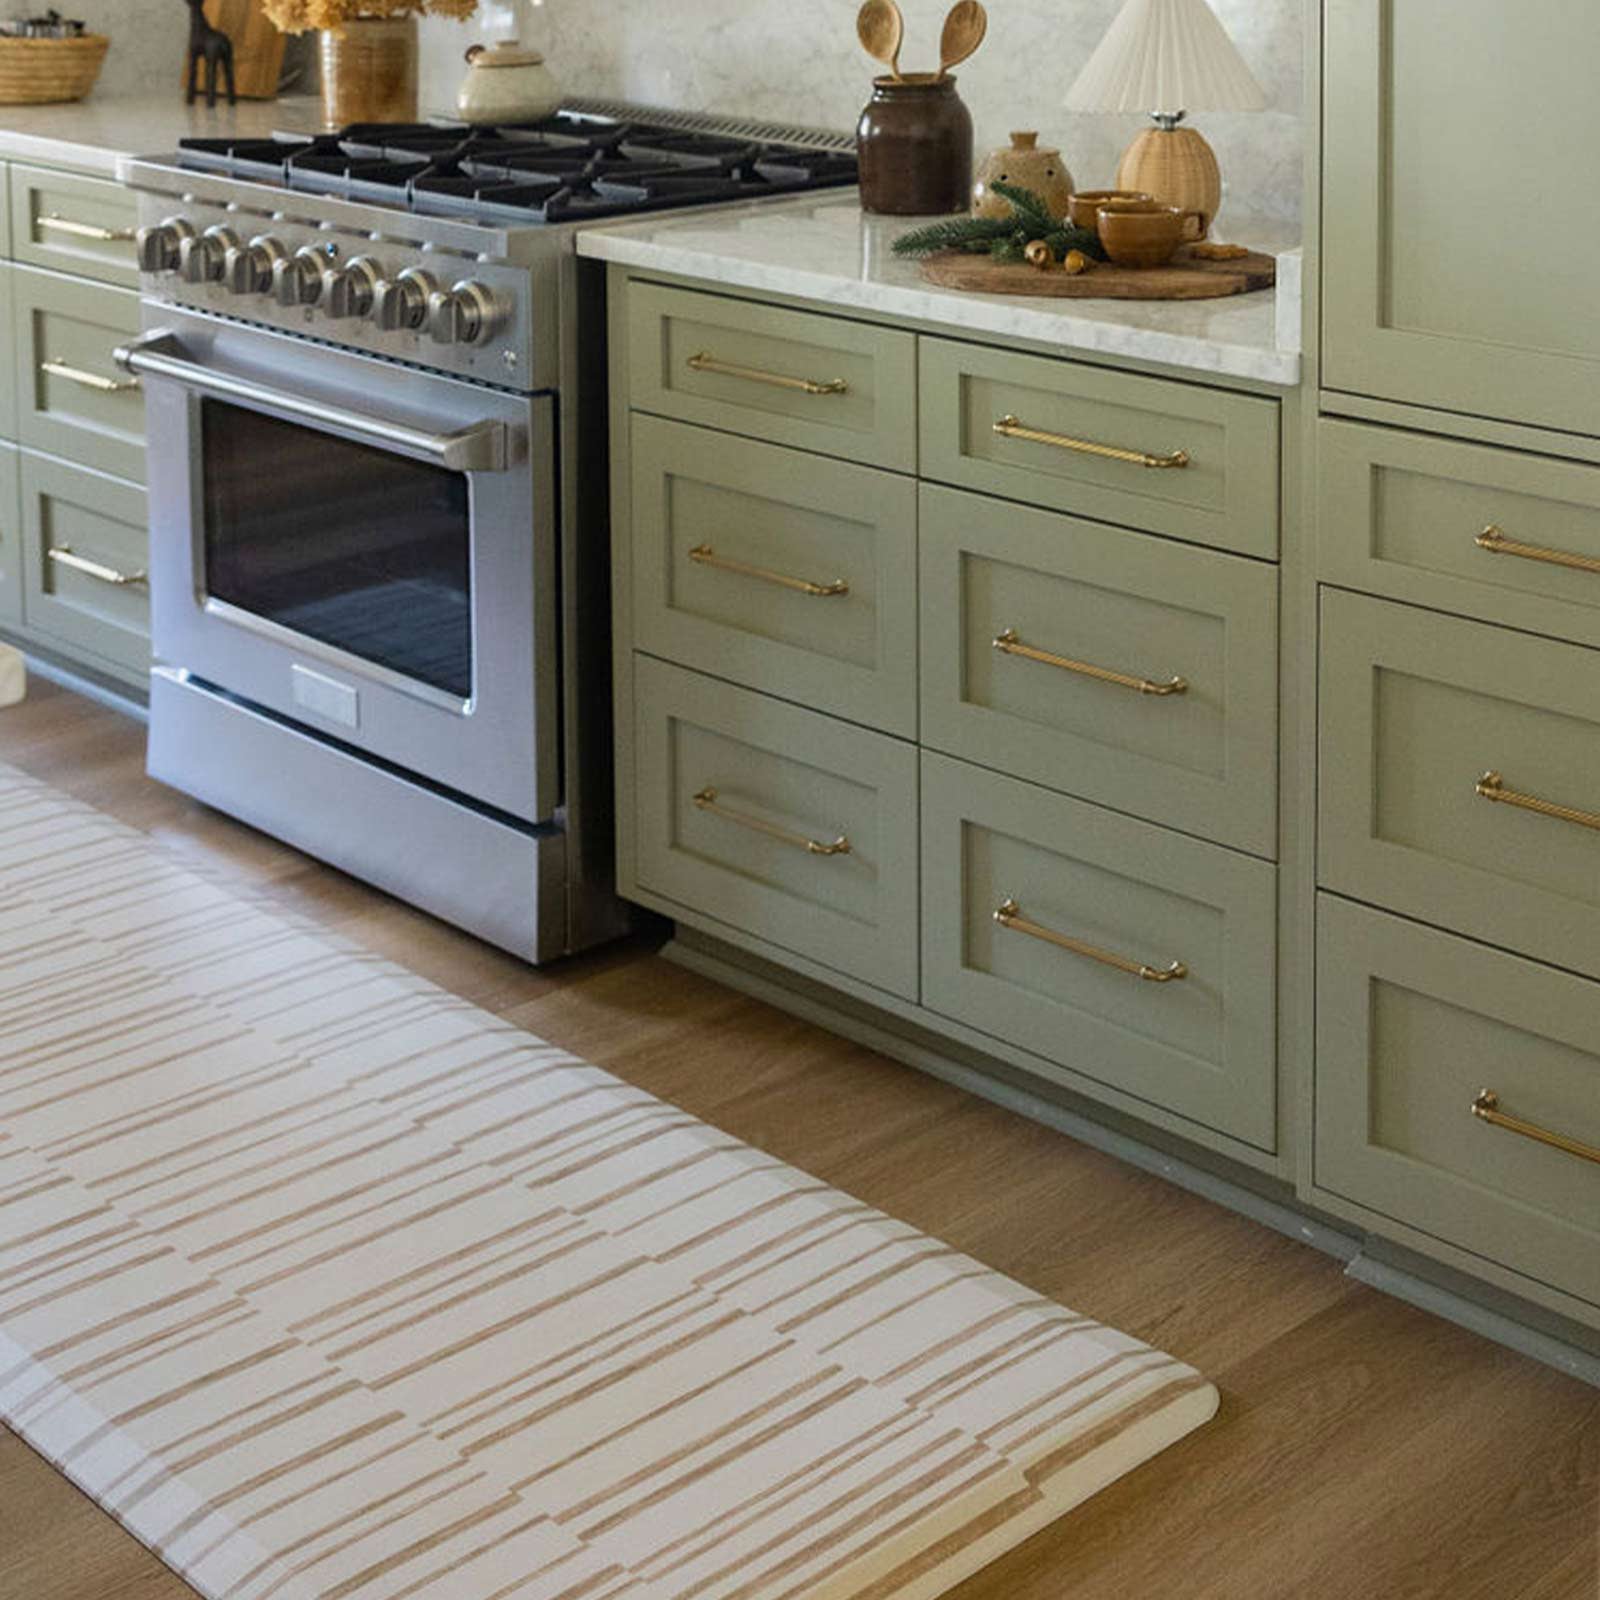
9, 165, 137, 288
920, 484, 1277, 856
1320, 418, 1600, 649
0, 443, 20, 628
1317, 895, 1600, 1310
630, 415, 917, 736
20, 451, 149, 676
15, 265, 145, 483
633, 656, 919, 999
0, 263, 14, 440
1321, 589, 1600, 980
919, 338, 1279, 558
921, 752, 1277, 1148
626, 282, 916, 471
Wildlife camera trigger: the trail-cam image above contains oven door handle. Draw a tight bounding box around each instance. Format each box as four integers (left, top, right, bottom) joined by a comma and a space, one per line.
113, 331, 509, 473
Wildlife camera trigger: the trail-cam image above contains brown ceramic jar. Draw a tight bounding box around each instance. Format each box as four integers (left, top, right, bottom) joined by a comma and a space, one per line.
856, 74, 974, 216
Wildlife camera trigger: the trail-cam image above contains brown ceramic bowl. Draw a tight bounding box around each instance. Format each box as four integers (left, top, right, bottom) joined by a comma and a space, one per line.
1095, 199, 1208, 268
1065, 188, 1150, 232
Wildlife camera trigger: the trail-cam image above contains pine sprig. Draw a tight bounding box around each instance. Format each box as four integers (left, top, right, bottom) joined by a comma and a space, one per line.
890, 183, 1109, 264
987, 179, 1055, 235
891, 214, 1016, 256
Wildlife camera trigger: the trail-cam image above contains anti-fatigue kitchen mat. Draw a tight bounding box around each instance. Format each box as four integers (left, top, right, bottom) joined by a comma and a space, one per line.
0, 758, 1217, 1600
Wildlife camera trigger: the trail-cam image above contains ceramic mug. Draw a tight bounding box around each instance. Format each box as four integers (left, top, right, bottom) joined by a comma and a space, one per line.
1095, 200, 1209, 268
1065, 188, 1149, 232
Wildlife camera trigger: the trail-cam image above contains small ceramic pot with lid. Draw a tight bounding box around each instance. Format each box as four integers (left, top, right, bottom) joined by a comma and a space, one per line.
456, 38, 562, 124
972, 130, 1074, 220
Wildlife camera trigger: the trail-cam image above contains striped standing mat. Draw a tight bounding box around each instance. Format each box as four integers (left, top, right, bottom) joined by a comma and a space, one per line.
0, 758, 1217, 1600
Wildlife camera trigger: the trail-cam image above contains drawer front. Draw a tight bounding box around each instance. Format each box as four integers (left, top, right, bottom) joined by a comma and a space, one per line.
626, 282, 916, 471
0, 262, 14, 440
633, 656, 919, 999
0, 443, 20, 627
1317, 895, 1600, 1309
1321, 589, 1600, 980
15, 265, 145, 483
21, 451, 149, 675
9, 165, 137, 288
630, 415, 918, 736
1320, 417, 1600, 649
921, 752, 1277, 1148
920, 484, 1278, 856
919, 338, 1279, 558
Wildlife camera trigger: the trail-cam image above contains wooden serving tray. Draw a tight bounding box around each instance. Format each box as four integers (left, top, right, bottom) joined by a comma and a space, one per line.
919, 247, 1277, 300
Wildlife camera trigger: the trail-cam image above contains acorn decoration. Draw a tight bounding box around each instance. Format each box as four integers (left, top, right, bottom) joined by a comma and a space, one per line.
1024, 239, 1051, 269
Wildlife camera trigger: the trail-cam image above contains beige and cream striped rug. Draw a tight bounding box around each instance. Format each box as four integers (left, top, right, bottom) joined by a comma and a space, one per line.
0, 757, 1216, 1600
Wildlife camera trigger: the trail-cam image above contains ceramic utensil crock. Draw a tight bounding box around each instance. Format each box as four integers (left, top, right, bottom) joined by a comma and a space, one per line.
857, 73, 973, 215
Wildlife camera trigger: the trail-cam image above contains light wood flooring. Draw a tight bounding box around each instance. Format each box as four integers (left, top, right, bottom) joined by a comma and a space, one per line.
1, 676, 1596, 1600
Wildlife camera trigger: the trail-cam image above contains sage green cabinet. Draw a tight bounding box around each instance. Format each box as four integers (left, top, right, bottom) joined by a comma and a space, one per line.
0, 443, 20, 628
8, 164, 138, 290
920, 483, 1278, 857
629, 414, 918, 736
1317, 895, 1600, 1312
921, 751, 1278, 1149
1323, 0, 1600, 437
0, 262, 14, 442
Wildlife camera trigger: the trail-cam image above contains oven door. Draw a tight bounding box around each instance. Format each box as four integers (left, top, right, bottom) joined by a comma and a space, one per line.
123, 309, 557, 825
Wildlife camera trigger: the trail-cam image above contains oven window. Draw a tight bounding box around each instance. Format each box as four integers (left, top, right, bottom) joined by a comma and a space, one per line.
201, 399, 473, 699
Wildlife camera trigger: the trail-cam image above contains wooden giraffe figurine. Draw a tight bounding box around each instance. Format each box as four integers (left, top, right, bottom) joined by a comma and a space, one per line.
184, 0, 236, 107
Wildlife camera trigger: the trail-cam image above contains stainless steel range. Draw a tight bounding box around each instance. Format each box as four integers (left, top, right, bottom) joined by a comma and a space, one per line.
119, 106, 856, 962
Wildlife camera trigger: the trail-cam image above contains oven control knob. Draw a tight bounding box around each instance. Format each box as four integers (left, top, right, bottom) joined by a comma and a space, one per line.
273, 246, 325, 308
222, 234, 287, 296
135, 217, 195, 275
322, 255, 382, 320
370, 267, 437, 332
178, 225, 238, 285
426, 280, 505, 346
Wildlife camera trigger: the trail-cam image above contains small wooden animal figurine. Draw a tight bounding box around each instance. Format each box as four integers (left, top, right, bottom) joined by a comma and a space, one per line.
184, 0, 236, 108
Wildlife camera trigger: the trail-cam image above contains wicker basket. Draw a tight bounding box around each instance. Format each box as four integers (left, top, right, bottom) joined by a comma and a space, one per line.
0, 33, 110, 105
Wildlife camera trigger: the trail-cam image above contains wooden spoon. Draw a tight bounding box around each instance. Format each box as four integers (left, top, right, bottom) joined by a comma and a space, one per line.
937, 0, 987, 77
856, 0, 905, 80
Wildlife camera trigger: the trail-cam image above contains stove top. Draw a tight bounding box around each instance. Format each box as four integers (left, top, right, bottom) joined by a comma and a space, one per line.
177, 111, 859, 226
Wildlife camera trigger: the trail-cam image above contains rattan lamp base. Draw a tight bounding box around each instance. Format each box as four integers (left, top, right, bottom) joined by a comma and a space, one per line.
1115, 124, 1222, 235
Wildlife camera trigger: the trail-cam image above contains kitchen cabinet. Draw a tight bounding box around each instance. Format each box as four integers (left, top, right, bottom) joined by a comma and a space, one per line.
1322, 0, 1600, 439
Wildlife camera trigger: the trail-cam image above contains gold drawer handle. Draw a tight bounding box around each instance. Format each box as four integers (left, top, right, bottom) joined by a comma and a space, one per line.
1475, 523, 1600, 576
993, 628, 1187, 696
687, 543, 848, 598
47, 545, 146, 588
686, 351, 848, 397
992, 414, 1189, 470
41, 357, 140, 394
692, 786, 851, 856
37, 213, 134, 243
1475, 770, 1600, 833
993, 897, 1187, 982
1471, 1089, 1600, 1167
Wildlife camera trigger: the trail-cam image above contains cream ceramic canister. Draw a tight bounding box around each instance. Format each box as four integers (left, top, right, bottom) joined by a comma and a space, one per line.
971, 130, 1074, 220
456, 39, 562, 124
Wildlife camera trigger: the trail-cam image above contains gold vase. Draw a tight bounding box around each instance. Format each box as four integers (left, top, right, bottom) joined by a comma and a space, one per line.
319, 14, 417, 127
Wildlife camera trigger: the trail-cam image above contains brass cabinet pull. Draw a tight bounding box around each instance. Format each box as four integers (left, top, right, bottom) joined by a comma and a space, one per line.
686, 351, 848, 396
1475, 523, 1600, 576
38, 212, 134, 243
692, 786, 851, 856
992, 413, 1189, 470
993, 897, 1187, 982
687, 543, 848, 598
993, 627, 1188, 696
47, 545, 146, 588
1475, 771, 1600, 833
41, 357, 140, 394
1471, 1089, 1600, 1167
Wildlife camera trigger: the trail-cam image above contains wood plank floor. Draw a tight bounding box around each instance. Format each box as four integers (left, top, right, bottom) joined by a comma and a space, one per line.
1, 675, 1596, 1600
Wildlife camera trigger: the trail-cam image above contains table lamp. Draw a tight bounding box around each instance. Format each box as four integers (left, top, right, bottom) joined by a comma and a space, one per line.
1064, 0, 1266, 232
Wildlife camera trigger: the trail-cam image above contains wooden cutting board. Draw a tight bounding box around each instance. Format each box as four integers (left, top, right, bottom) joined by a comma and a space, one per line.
919, 247, 1276, 300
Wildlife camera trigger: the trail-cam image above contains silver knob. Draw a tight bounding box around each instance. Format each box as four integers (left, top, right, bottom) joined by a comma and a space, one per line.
272, 245, 325, 308
426, 281, 505, 347
222, 234, 287, 296
178, 225, 237, 285
370, 266, 437, 332
322, 255, 382, 320
135, 217, 195, 275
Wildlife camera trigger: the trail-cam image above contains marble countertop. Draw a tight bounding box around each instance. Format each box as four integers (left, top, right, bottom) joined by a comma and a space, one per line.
0, 93, 323, 178
579, 195, 1302, 386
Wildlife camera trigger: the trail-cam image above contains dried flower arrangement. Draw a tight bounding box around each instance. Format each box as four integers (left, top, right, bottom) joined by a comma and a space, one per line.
261, 0, 477, 34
